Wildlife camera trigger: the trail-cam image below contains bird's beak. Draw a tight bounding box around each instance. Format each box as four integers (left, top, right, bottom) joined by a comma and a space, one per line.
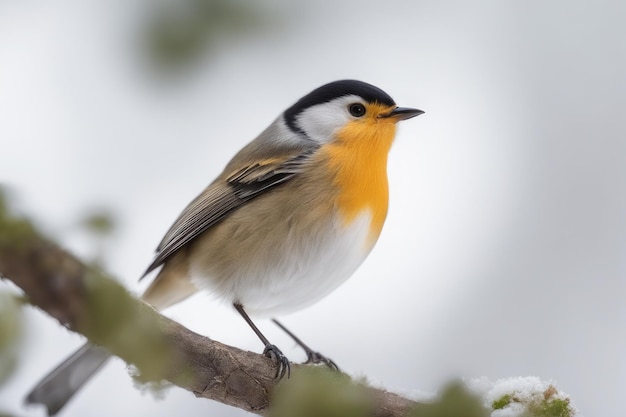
379, 107, 425, 121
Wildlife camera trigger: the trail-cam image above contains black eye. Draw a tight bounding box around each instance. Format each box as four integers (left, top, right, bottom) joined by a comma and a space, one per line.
349, 103, 366, 117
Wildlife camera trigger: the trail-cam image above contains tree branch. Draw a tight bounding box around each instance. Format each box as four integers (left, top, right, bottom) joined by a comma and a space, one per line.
0, 201, 419, 416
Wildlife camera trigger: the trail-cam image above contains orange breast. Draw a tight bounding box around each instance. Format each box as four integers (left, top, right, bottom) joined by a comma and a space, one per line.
322, 115, 397, 245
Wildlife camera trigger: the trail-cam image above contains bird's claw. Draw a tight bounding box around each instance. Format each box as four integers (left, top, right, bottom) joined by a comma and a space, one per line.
304, 350, 340, 372
263, 344, 291, 379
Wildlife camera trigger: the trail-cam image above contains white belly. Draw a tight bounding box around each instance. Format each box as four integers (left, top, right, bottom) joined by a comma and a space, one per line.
189, 212, 374, 316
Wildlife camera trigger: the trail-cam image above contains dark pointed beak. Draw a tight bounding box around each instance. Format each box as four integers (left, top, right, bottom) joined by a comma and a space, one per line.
379, 107, 425, 121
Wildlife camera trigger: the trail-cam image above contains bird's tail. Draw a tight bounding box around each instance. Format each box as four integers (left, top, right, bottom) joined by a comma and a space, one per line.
26, 261, 198, 415
25, 343, 111, 416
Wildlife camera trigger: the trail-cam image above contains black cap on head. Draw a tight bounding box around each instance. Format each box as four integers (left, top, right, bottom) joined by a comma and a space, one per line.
284, 80, 396, 134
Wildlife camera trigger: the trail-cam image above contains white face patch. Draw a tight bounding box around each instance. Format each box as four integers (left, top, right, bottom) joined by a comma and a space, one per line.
294, 95, 364, 143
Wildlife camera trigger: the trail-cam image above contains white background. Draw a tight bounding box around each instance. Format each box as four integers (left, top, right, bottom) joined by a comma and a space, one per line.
1, 1, 624, 416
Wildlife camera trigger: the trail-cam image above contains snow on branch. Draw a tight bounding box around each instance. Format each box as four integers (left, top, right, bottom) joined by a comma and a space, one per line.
0, 194, 578, 417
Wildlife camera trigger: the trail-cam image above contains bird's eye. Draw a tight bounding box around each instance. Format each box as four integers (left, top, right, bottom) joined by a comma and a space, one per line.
349, 103, 366, 117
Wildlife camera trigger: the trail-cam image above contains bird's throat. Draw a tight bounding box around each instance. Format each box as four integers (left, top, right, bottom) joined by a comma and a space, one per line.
323, 120, 396, 245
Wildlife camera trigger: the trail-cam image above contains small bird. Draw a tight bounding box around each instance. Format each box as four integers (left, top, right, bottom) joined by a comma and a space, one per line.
26, 80, 423, 415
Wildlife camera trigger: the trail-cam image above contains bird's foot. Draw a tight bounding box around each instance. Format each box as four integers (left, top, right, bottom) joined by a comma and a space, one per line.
303, 349, 340, 371
263, 344, 290, 379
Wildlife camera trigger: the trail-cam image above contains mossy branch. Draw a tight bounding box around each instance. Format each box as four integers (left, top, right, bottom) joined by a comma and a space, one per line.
0, 195, 419, 416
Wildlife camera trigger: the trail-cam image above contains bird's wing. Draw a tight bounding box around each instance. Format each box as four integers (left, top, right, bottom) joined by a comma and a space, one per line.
140, 148, 316, 278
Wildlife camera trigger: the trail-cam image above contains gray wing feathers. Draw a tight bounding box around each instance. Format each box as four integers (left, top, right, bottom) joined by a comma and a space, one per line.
26, 343, 111, 415
141, 150, 315, 277
229, 152, 313, 198
142, 186, 242, 276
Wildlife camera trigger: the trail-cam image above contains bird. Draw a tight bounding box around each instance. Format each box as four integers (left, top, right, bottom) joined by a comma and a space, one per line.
26, 79, 423, 415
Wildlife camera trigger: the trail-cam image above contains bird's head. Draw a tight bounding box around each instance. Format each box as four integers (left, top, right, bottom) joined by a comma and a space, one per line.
283, 80, 423, 146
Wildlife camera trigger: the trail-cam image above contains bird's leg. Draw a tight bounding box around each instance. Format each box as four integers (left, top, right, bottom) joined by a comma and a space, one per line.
271, 318, 340, 371
233, 303, 290, 378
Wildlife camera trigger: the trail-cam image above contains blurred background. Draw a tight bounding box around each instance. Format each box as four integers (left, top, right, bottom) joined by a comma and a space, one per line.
0, 0, 624, 416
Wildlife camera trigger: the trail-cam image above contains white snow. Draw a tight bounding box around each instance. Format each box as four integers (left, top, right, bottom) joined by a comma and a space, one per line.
468, 376, 578, 417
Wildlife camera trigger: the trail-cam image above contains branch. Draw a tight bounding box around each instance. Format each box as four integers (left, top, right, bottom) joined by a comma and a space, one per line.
0, 199, 418, 416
